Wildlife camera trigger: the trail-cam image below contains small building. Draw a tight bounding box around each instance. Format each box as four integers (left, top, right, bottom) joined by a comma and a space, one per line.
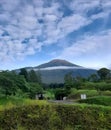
80, 94, 86, 99
35, 93, 44, 100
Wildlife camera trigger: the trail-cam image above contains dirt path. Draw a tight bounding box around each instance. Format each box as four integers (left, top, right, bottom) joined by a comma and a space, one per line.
48, 100, 75, 104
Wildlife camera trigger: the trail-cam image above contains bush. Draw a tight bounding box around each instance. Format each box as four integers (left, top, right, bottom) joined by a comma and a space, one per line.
78, 96, 111, 106
82, 82, 111, 91
101, 90, 111, 96
1, 102, 111, 129
68, 89, 99, 99
44, 89, 55, 100
54, 88, 70, 100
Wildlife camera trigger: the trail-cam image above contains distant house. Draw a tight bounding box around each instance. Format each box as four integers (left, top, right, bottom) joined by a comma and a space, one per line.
35, 93, 44, 100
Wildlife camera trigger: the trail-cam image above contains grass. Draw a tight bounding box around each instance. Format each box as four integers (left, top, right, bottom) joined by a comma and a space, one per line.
78, 96, 111, 106
0, 96, 48, 111
68, 89, 99, 99
44, 89, 55, 99
1, 96, 111, 130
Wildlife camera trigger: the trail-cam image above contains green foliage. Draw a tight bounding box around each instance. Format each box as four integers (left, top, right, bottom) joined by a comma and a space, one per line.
78, 96, 111, 106
54, 88, 69, 100
101, 90, 111, 96
0, 71, 30, 97
68, 89, 99, 99
64, 73, 83, 90
29, 83, 43, 99
97, 68, 110, 80
0, 75, 16, 96
28, 70, 41, 84
14, 75, 30, 93
19, 69, 42, 84
82, 81, 111, 91
64, 72, 74, 90
19, 68, 29, 81
1, 102, 111, 130
0, 96, 48, 110
88, 74, 99, 82
0, 71, 44, 98
44, 89, 55, 99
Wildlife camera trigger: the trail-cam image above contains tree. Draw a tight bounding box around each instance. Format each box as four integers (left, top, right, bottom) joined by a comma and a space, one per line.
64, 72, 74, 90
54, 88, 68, 100
14, 75, 30, 93
97, 68, 110, 80
29, 83, 43, 99
0, 71, 30, 97
19, 68, 29, 81
88, 74, 98, 82
0, 76, 16, 96
28, 70, 41, 84
72, 76, 83, 89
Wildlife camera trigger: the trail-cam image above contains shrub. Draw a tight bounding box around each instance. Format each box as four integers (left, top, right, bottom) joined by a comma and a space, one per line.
0, 102, 111, 129
78, 96, 111, 106
101, 90, 111, 96
83, 82, 111, 91
68, 89, 99, 99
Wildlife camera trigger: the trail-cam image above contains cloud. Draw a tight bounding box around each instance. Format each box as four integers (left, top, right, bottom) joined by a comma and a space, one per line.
0, 0, 111, 64
58, 29, 111, 67
69, 0, 100, 14
35, 66, 84, 70
57, 14, 91, 37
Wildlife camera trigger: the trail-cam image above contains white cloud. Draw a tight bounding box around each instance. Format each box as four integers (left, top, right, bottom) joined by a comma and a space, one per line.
43, 13, 91, 45
0, 0, 20, 12
58, 14, 91, 37
34, 66, 84, 70
59, 29, 111, 67
0, 0, 111, 65
71, 0, 111, 21
70, 0, 100, 14
44, 14, 58, 22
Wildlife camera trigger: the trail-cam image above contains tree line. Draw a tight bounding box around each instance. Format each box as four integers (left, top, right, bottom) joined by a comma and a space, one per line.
54, 68, 111, 100
0, 69, 43, 98
0, 67, 111, 99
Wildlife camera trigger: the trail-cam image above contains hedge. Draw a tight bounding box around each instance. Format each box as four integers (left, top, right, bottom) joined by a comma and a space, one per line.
78, 96, 111, 106
0, 103, 111, 130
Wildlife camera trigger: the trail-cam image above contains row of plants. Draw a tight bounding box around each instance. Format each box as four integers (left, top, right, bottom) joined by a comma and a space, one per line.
67, 88, 111, 99
78, 96, 111, 106
0, 102, 111, 130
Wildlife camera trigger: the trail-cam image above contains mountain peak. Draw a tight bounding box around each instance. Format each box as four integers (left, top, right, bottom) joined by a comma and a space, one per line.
49, 59, 70, 63
36, 59, 80, 69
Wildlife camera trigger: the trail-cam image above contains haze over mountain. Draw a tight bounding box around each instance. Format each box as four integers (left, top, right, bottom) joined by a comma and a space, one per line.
17, 59, 97, 84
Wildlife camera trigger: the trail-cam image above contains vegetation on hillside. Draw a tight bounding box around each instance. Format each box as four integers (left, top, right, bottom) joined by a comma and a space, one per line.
78, 96, 111, 106
0, 67, 111, 129
0, 70, 43, 98
0, 67, 111, 101
0, 101, 111, 130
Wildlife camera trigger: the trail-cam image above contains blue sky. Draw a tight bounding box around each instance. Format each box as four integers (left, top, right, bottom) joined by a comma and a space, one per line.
0, 0, 111, 70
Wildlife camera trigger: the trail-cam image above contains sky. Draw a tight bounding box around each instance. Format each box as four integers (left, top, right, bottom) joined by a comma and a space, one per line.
0, 0, 111, 70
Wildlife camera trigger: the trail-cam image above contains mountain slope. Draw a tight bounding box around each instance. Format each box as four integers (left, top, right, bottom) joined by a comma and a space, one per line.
39, 68, 96, 84
36, 59, 80, 69
15, 59, 97, 84
34, 59, 96, 84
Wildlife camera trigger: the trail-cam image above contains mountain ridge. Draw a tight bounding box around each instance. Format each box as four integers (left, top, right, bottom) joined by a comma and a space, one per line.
35, 59, 81, 69
14, 59, 97, 84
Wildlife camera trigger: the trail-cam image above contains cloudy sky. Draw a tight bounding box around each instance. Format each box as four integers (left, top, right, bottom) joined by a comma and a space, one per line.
0, 0, 111, 70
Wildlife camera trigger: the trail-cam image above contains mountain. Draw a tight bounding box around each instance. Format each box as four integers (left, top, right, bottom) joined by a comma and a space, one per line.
36, 59, 80, 68
34, 59, 97, 84
15, 59, 97, 84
